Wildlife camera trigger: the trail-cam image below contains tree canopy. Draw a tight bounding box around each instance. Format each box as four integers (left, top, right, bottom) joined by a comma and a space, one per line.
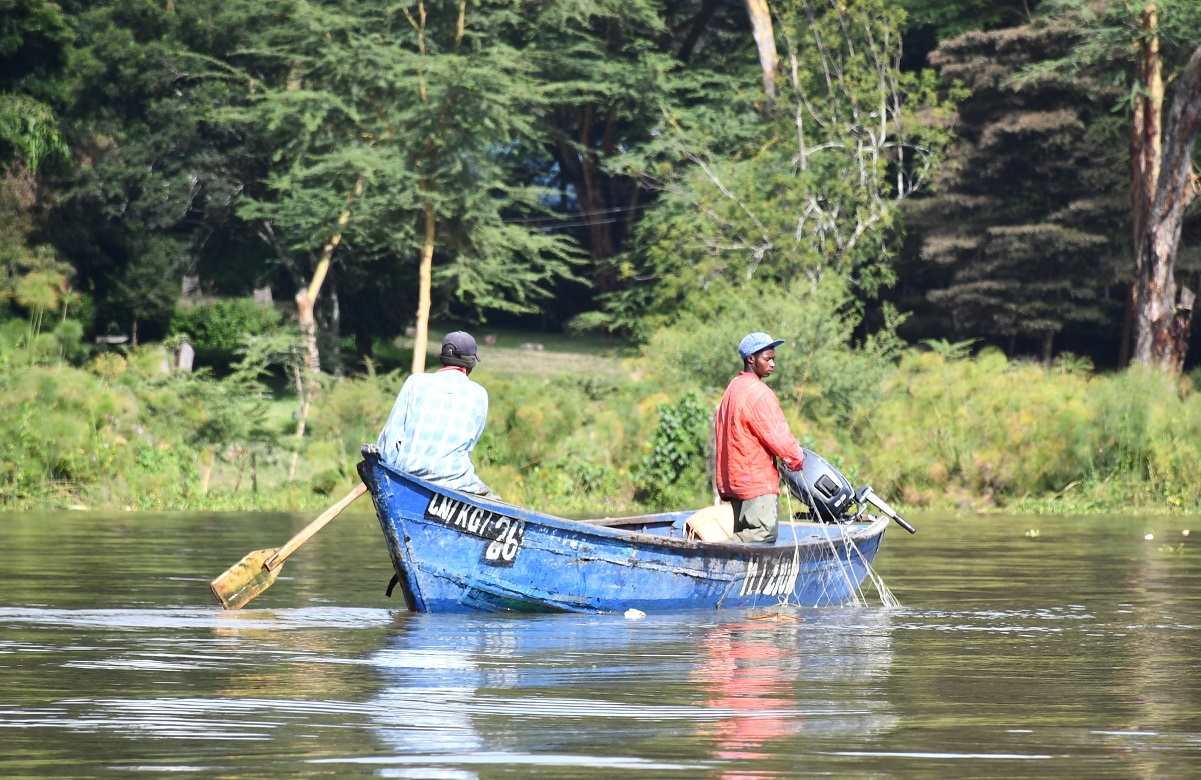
3, 0, 1201, 371
913, 21, 1127, 362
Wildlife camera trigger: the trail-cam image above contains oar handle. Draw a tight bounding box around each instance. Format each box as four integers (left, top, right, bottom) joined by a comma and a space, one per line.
266, 483, 368, 570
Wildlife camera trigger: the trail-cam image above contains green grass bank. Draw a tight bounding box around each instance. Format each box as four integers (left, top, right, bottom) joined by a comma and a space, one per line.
3, 328, 1201, 516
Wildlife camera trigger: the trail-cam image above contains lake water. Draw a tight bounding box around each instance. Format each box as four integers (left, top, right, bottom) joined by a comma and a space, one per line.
1, 509, 1198, 778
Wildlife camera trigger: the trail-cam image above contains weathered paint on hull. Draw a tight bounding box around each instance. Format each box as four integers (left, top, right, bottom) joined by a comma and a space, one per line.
358, 450, 889, 614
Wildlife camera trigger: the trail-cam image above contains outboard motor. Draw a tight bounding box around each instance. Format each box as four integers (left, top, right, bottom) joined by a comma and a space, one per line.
782, 448, 855, 523
782, 448, 917, 534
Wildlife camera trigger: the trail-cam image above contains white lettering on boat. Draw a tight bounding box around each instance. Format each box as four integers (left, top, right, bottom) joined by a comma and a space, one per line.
739, 553, 801, 597
424, 493, 526, 566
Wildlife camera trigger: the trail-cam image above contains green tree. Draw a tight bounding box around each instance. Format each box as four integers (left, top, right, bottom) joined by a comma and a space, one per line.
911, 21, 1128, 363
533, 1, 665, 293
42, 0, 261, 341
0, 0, 70, 328
898, 0, 1039, 38
534, 1, 750, 292
0, 0, 70, 171
225, 0, 582, 376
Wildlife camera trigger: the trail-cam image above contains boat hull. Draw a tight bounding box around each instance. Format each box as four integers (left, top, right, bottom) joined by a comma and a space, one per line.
358, 449, 889, 614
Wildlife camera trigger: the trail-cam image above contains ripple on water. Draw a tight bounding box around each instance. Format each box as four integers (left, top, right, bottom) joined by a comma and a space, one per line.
1, 510, 1199, 778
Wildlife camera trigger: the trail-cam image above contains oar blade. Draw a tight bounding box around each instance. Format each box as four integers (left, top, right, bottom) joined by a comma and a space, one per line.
210, 548, 282, 610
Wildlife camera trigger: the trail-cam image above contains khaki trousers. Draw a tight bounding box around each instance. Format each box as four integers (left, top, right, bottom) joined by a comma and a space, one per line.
730, 493, 779, 543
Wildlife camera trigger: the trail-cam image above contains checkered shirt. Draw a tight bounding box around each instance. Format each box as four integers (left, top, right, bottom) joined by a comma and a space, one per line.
375, 368, 489, 492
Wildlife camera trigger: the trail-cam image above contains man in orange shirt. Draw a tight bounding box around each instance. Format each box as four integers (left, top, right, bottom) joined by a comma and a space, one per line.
713, 332, 806, 543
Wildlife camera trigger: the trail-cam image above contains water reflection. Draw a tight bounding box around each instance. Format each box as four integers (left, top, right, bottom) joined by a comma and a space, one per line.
694, 620, 805, 766
1, 511, 1199, 778
359, 608, 897, 777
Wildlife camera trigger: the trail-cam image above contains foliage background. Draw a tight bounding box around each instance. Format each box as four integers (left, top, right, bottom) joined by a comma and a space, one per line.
2, 0, 1201, 514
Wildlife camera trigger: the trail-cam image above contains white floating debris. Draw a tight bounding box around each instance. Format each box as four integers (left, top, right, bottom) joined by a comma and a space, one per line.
1183, 530, 1191, 537
1144, 533, 1154, 541
624, 608, 646, 620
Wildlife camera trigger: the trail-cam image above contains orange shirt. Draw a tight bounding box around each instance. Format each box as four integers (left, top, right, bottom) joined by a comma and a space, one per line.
713, 372, 804, 500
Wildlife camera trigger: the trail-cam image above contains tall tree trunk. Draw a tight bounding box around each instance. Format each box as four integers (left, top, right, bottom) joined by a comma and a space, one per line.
1130, 4, 1167, 366
411, 199, 436, 374
295, 293, 317, 370
557, 109, 617, 262
290, 177, 363, 479
1130, 11, 1201, 371
295, 178, 364, 373
328, 287, 342, 378
745, 0, 778, 100
406, 0, 457, 375
675, 0, 722, 63
1129, 6, 1162, 257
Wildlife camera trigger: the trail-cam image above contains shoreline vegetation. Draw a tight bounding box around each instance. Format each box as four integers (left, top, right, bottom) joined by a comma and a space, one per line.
4, 310, 1201, 517
6, 2, 1201, 520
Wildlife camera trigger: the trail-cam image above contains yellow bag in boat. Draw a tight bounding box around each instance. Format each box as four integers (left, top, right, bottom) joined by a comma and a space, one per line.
685, 503, 734, 542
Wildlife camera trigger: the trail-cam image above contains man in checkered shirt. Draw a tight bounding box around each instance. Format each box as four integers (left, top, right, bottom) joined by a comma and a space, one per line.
376, 331, 499, 499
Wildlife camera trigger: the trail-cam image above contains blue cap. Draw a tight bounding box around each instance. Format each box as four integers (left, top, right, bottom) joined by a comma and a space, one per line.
738, 332, 785, 360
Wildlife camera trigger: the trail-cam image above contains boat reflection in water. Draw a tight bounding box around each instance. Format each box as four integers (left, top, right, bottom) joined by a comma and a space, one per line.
695, 620, 805, 762
362, 609, 898, 777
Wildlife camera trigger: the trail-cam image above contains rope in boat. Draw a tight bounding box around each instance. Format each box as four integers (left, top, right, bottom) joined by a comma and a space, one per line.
780, 474, 862, 606
779, 465, 900, 608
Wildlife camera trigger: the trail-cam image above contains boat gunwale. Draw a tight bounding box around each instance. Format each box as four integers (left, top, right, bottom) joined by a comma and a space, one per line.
362, 451, 890, 555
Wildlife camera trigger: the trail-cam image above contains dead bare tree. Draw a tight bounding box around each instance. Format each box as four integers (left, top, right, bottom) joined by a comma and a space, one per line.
782, 0, 936, 272
1130, 7, 1201, 371
643, 0, 939, 291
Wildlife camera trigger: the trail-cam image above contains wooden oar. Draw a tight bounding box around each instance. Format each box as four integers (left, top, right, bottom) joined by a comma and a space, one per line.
210, 482, 368, 610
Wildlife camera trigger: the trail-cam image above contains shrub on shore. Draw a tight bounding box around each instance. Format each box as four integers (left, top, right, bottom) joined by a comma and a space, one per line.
844, 352, 1201, 512
5, 313, 1201, 515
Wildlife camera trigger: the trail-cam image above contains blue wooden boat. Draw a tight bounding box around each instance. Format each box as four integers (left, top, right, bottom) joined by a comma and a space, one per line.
357, 446, 892, 614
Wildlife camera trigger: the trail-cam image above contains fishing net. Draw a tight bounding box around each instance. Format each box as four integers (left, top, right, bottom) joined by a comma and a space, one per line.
779, 486, 901, 609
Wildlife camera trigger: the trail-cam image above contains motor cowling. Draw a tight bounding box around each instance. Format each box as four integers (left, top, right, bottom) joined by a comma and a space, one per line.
781, 448, 855, 523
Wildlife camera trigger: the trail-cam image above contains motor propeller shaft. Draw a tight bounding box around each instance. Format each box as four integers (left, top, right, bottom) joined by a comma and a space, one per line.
858, 487, 917, 534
